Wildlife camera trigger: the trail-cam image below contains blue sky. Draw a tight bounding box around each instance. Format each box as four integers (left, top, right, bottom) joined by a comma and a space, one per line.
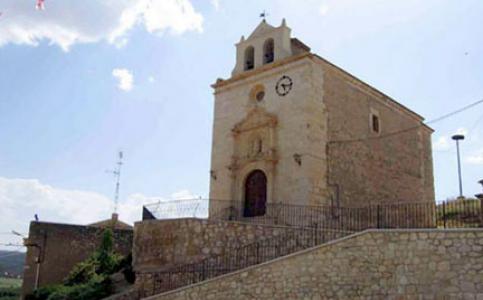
1, 0, 482, 248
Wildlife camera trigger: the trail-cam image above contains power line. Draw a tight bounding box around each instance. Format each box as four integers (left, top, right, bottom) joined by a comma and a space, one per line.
329, 98, 483, 144
468, 112, 483, 135
425, 99, 483, 125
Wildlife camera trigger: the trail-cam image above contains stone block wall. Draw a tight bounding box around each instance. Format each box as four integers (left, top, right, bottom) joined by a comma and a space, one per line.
321, 58, 435, 206
133, 218, 297, 272
21, 221, 133, 298
148, 229, 483, 299
133, 218, 323, 296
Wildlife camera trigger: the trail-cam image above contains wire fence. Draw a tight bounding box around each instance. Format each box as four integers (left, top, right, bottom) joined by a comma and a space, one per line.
143, 198, 483, 229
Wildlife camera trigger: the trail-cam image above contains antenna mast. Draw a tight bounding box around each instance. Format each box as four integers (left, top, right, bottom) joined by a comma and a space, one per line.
108, 151, 123, 214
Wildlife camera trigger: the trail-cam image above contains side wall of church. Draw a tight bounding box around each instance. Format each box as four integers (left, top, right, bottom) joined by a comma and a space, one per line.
209, 56, 330, 216
320, 60, 435, 206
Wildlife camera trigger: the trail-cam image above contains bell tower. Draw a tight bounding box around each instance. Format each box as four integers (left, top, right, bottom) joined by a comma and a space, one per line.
209, 19, 330, 216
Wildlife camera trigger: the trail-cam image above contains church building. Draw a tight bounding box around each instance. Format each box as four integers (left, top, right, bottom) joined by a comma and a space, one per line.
208, 19, 434, 216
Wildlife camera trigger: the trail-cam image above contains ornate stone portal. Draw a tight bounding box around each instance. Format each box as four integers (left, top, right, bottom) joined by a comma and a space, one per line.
229, 107, 278, 207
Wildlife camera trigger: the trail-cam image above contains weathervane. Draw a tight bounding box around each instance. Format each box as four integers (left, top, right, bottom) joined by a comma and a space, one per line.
260, 10, 269, 21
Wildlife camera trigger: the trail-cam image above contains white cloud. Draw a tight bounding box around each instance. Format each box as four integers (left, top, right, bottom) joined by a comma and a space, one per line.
433, 136, 450, 151
0, 176, 198, 250
0, 0, 203, 51
466, 149, 483, 165
211, 0, 220, 11
319, 3, 330, 16
112, 68, 133, 91
148, 76, 155, 83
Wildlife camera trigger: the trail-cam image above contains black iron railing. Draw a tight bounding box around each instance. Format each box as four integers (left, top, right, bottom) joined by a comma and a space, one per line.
144, 198, 483, 229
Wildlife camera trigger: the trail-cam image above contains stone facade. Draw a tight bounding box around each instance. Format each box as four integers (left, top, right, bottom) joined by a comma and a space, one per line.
21, 221, 133, 298
146, 229, 483, 300
208, 19, 434, 217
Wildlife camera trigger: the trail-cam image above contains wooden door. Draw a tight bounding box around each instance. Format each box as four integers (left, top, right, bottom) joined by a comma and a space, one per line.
244, 170, 267, 217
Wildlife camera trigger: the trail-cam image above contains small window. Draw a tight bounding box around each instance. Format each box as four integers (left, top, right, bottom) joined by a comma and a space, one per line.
244, 46, 255, 70
372, 114, 380, 133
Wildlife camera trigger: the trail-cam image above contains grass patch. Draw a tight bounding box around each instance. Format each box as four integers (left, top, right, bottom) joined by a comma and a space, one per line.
0, 277, 22, 289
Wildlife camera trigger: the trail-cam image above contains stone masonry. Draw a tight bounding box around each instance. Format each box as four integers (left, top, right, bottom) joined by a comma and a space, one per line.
133, 218, 297, 272
133, 218, 331, 296
146, 229, 483, 300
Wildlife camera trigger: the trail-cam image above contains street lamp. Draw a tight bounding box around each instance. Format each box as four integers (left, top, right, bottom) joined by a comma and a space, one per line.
451, 134, 465, 198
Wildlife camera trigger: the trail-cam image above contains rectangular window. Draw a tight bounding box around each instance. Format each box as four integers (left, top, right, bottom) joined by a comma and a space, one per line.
372, 114, 380, 133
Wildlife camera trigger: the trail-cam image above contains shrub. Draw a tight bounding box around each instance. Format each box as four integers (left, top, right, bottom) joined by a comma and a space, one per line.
0, 286, 21, 300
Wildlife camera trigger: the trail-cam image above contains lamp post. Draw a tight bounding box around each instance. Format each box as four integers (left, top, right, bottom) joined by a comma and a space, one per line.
452, 134, 465, 198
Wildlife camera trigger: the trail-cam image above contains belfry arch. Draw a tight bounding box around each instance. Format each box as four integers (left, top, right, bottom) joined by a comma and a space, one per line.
263, 38, 274, 64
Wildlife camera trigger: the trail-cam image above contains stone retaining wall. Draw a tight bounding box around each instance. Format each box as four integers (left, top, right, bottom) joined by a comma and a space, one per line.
133, 218, 297, 272
147, 229, 483, 299
133, 218, 344, 297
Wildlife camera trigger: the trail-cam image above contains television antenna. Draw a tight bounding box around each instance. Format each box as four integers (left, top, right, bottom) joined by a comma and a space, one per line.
106, 151, 123, 213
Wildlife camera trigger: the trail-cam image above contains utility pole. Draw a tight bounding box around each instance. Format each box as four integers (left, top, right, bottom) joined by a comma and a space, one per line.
451, 134, 465, 198
107, 151, 123, 213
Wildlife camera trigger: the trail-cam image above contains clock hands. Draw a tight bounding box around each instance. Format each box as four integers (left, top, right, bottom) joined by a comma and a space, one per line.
280, 82, 291, 91
276, 75, 293, 96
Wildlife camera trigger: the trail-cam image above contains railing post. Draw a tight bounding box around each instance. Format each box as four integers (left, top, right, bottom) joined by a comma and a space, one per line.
376, 205, 381, 229
479, 197, 483, 228
442, 201, 447, 228
201, 260, 206, 281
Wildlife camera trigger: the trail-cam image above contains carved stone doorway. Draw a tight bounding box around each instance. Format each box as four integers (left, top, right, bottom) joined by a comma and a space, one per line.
244, 170, 267, 217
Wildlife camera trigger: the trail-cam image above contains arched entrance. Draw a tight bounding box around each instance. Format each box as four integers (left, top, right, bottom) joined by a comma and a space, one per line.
244, 170, 267, 217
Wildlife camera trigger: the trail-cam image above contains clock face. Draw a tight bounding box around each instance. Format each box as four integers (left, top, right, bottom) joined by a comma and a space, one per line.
276, 75, 293, 96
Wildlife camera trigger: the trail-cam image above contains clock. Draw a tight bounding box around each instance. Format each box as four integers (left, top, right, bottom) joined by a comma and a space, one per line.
275, 75, 293, 96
